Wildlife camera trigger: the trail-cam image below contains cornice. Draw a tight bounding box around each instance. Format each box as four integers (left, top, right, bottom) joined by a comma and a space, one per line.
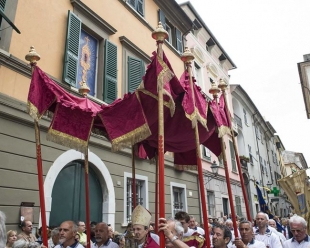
119, 36, 151, 63
71, 0, 117, 35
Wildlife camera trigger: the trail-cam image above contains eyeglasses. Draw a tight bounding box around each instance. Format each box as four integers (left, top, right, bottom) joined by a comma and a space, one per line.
59, 228, 70, 232
291, 229, 305, 233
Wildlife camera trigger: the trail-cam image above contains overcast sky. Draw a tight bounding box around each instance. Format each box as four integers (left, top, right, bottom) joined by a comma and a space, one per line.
177, 0, 310, 168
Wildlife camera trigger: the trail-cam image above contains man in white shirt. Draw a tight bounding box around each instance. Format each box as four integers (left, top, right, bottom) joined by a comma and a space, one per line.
234, 220, 265, 248
283, 215, 310, 248
268, 219, 286, 244
189, 216, 205, 236
254, 212, 281, 248
226, 219, 240, 248
55, 221, 84, 248
91, 222, 118, 248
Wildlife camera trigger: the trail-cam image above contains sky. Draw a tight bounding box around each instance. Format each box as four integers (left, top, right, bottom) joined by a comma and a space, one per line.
177, 0, 310, 168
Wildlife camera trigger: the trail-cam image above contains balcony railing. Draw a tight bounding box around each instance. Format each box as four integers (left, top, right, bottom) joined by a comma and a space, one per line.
234, 114, 242, 129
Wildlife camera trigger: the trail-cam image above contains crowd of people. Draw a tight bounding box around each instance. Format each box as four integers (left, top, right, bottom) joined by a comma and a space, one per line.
0, 207, 309, 248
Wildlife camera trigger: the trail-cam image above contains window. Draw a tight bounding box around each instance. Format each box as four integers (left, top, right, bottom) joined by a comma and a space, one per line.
222, 198, 229, 216
123, 172, 148, 225
202, 146, 211, 161
120, 36, 149, 94
243, 108, 248, 125
248, 145, 253, 164
229, 141, 237, 172
264, 160, 268, 176
127, 0, 144, 16
170, 182, 187, 217
0, 0, 6, 30
207, 191, 215, 217
255, 126, 260, 139
261, 131, 264, 144
158, 9, 183, 53
62, 10, 117, 103
235, 196, 242, 216
194, 62, 203, 90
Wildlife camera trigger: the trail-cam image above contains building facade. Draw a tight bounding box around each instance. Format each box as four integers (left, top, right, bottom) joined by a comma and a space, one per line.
0, 0, 206, 232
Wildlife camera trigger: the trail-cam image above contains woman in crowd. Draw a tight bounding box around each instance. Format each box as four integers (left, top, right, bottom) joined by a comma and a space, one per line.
6, 230, 17, 248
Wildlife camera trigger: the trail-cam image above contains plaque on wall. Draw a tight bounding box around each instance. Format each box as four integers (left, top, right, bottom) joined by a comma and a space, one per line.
20, 202, 34, 224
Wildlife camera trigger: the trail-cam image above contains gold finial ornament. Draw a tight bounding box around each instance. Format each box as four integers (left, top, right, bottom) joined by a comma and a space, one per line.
181, 47, 195, 64
218, 78, 228, 91
79, 81, 90, 97
209, 81, 220, 98
25, 46, 41, 64
152, 22, 168, 42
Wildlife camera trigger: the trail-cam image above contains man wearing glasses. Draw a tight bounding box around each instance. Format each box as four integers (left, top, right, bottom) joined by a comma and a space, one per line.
55, 221, 84, 248
283, 215, 309, 248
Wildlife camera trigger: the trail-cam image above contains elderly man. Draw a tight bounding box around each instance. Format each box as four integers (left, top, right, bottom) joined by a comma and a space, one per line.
268, 219, 286, 244
92, 222, 118, 248
234, 220, 265, 248
189, 216, 205, 236
254, 212, 281, 248
212, 224, 232, 248
175, 211, 205, 248
55, 220, 84, 248
17, 220, 37, 242
49, 228, 59, 248
158, 217, 190, 248
283, 215, 309, 248
131, 205, 158, 248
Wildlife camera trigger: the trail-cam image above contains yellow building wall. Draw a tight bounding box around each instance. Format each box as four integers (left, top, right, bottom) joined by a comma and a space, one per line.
5, 0, 184, 103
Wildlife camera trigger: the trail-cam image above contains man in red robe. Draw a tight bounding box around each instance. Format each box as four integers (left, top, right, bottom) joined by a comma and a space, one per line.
131, 205, 159, 248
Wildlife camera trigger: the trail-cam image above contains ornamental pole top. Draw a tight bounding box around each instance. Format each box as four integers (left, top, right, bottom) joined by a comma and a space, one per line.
25, 46, 40, 64
152, 22, 168, 42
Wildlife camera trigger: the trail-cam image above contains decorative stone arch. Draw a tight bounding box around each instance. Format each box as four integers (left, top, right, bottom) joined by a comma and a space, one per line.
42, 149, 115, 228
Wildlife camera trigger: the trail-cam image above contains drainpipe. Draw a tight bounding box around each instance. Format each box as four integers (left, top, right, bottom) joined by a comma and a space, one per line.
264, 130, 273, 185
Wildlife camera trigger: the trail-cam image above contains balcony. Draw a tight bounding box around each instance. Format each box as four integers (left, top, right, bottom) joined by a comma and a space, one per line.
234, 114, 243, 129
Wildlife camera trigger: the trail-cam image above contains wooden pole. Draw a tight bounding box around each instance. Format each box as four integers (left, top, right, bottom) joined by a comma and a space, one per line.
25, 46, 48, 247
210, 85, 239, 238
79, 80, 91, 248
180, 48, 211, 248
155, 155, 159, 233
132, 146, 137, 210
152, 23, 168, 248
218, 79, 252, 221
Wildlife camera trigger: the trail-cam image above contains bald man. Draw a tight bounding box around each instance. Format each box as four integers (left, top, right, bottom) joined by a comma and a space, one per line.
92, 222, 118, 248
55, 221, 84, 248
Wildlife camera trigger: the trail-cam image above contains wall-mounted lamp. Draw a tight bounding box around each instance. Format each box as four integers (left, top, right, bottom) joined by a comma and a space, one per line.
205, 161, 220, 184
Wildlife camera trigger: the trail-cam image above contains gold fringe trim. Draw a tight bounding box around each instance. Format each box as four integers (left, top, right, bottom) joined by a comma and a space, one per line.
27, 101, 42, 121
218, 126, 232, 138
174, 164, 198, 171
111, 123, 151, 152
47, 128, 88, 153
185, 108, 208, 130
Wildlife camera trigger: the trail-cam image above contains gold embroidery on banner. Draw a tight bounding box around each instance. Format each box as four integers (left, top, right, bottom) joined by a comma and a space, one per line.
111, 123, 151, 152
184, 108, 208, 130
218, 125, 231, 138
136, 89, 174, 109
46, 128, 88, 153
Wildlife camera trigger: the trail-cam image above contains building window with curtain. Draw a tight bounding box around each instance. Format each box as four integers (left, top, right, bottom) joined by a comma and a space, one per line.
207, 191, 215, 217
235, 196, 242, 216
126, 178, 145, 222
229, 141, 237, 172
172, 187, 184, 216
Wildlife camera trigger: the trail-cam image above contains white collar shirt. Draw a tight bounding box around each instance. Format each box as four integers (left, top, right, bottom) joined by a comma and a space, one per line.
283, 235, 310, 248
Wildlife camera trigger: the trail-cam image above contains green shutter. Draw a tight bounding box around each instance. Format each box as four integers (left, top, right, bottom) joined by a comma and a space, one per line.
128, 56, 144, 93
158, 9, 166, 29
103, 40, 117, 103
175, 28, 183, 53
63, 11, 81, 86
0, 0, 6, 11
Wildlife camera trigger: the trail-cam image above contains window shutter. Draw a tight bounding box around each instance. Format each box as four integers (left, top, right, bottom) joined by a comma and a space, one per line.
63, 11, 81, 86
128, 57, 143, 93
175, 28, 183, 53
137, 0, 143, 15
158, 9, 166, 30
229, 141, 236, 171
104, 40, 117, 104
0, 0, 6, 11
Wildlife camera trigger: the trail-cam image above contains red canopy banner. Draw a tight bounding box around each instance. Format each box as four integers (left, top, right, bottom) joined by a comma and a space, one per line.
27, 66, 102, 153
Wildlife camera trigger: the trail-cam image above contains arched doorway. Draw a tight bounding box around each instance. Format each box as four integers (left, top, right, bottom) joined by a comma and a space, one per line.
42, 150, 116, 228
49, 161, 102, 226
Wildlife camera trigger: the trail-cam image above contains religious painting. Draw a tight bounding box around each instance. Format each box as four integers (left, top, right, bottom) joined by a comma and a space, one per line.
77, 30, 98, 96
